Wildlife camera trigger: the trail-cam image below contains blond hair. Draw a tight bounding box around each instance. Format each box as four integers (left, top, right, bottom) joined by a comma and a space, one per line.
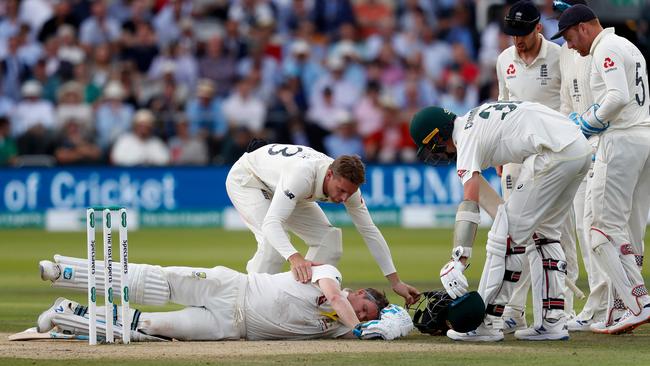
329, 155, 365, 185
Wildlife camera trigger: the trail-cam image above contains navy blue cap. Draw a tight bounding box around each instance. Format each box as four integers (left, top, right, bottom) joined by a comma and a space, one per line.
551, 4, 597, 40
503, 0, 540, 36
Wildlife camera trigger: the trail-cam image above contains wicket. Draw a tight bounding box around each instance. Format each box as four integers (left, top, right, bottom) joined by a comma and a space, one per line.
86, 206, 130, 345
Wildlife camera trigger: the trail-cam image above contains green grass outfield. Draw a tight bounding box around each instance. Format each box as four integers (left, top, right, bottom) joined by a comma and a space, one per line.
1, 227, 650, 365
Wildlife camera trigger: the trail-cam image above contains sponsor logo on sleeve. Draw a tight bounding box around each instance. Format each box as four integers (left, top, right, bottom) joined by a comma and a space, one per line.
457, 170, 468, 179
603, 57, 617, 72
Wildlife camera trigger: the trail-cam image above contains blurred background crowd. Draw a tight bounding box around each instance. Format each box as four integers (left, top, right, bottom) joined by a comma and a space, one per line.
0, 0, 648, 167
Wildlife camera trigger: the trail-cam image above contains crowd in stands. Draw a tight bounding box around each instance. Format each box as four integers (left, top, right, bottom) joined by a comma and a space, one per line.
0, 0, 646, 167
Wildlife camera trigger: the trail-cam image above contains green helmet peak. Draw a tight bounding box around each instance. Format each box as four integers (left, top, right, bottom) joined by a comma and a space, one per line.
409, 106, 457, 165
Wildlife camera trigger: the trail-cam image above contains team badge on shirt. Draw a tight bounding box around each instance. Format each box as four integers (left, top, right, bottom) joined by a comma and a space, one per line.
538, 64, 550, 86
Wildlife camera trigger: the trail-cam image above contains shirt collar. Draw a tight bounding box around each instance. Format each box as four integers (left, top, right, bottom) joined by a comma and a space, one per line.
513, 34, 549, 65
590, 27, 615, 56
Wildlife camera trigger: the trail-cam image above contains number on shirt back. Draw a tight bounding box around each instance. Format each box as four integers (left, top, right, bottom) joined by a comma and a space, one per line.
478, 101, 521, 121
634, 62, 647, 111
268, 144, 303, 157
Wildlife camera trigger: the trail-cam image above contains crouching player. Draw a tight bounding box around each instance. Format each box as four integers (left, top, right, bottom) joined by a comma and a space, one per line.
33, 256, 413, 341
410, 101, 591, 341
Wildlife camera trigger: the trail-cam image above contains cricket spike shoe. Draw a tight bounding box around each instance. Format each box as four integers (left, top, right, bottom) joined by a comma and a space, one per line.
447, 323, 504, 342
567, 317, 598, 332
501, 311, 527, 334
39, 260, 61, 281
604, 304, 650, 335
514, 318, 569, 341
37, 297, 77, 333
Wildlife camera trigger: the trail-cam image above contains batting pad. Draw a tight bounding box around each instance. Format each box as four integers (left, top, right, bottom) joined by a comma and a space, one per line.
53, 306, 166, 342
52, 255, 170, 305
590, 230, 648, 315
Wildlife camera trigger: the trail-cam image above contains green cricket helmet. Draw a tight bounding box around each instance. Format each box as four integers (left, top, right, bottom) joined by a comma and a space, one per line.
408, 290, 485, 335
409, 106, 457, 165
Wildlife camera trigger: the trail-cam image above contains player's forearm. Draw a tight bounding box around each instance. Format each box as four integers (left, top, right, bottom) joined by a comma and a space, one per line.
261, 219, 298, 259
329, 294, 361, 329
597, 88, 628, 123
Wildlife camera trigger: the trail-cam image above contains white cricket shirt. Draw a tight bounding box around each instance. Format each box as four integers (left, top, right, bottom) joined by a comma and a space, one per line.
240, 144, 396, 275
559, 43, 594, 116
589, 28, 650, 130
245, 265, 351, 340
496, 35, 562, 110
453, 101, 583, 185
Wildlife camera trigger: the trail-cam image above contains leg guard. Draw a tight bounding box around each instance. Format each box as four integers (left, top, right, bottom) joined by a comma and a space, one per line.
51, 255, 170, 305
478, 205, 526, 326
560, 209, 578, 317
53, 304, 165, 342
528, 236, 567, 328
305, 227, 343, 265
590, 228, 649, 315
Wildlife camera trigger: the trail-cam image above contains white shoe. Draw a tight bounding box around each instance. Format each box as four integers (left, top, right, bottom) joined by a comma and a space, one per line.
605, 305, 650, 335
590, 320, 610, 334
501, 313, 527, 334
567, 317, 596, 332
447, 323, 504, 342
39, 260, 61, 281
514, 319, 569, 341
37, 297, 76, 333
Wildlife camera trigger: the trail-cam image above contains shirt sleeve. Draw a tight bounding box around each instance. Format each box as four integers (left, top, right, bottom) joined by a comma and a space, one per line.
559, 49, 573, 116
496, 54, 509, 101
344, 191, 397, 276
593, 44, 630, 122
261, 166, 314, 259
311, 265, 343, 285
455, 129, 483, 185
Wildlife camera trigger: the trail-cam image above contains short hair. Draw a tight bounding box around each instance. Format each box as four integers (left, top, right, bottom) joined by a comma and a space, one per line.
329, 155, 365, 185
364, 288, 389, 319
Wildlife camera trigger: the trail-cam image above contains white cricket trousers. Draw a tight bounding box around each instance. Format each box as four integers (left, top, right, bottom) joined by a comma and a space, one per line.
226, 160, 342, 274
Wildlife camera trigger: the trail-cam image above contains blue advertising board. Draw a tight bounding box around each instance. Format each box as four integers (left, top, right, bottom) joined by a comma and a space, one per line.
0, 165, 500, 228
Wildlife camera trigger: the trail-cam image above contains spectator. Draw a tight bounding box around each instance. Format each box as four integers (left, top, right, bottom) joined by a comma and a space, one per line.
198, 34, 238, 98
12, 80, 56, 156
121, 22, 159, 73
185, 79, 227, 143
222, 76, 266, 137
307, 86, 347, 134
0, 0, 20, 57
421, 27, 453, 83
0, 116, 17, 165
78, 0, 121, 53
364, 94, 415, 163
53, 119, 102, 165
37, 0, 80, 43
55, 81, 93, 134
220, 126, 252, 164
354, 0, 393, 39
376, 43, 405, 87
311, 56, 361, 110
282, 40, 324, 101
227, 0, 275, 36
441, 42, 479, 86
439, 72, 477, 116
111, 109, 170, 166
88, 43, 112, 89
56, 25, 85, 69
323, 109, 364, 159
1, 34, 31, 101
17, 0, 53, 39
311, 0, 356, 38
153, 0, 192, 48
95, 81, 134, 151
146, 74, 186, 139
353, 80, 383, 138
265, 82, 301, 144
11, 80, 56, 137
168, 115, 208, 165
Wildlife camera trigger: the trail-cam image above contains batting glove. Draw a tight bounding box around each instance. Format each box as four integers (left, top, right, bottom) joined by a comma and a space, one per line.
353, 319, 402, 340
379, 304, 414, 337
440, 246, 469, 299
570, 104, 609, 138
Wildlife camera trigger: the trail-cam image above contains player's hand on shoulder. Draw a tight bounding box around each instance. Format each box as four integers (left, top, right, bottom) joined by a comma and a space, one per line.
288, 253, 315, 283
